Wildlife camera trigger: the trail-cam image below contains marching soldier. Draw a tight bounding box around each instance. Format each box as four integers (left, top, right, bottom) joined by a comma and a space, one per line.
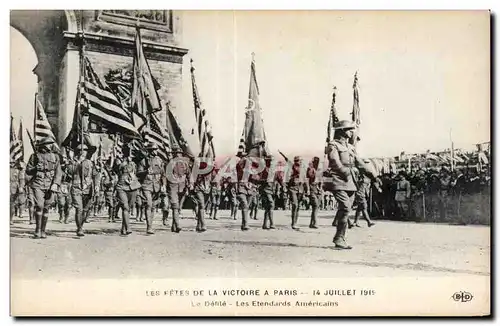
191, 160, 210, 232
394, 171, 411, 220
288, 156, 305, 230
166, 148, 191, 233
10, 159, 25, 225
114, 143, 142, 236
236, 156, 252, 231
137, 143, 166, 235
324, 120, 379, 249
306, 156, 322, 229
260, 155, 276, 229
101, 159, 117, 223
68, 143, 99, 237
208, 170, 222, 220
228, 180, 238, 220
249, 182, 260, 220
57, 152, 72, 224
25, 137, 62, 239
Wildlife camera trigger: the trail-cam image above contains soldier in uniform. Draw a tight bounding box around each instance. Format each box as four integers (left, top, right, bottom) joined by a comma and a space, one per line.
114, 144, 142, 236
248, 178, 260, 220
10, 159, 25, 225
236, 156, 252, 231
191, 160, 210, 232
288, 156, 305, 230
260, 155, 276, 229
208, 170, 222, 220
352, 169, 377, 227
137, 143, 166, 235
394, 171, 411, 220
228, 180, 238, 220
68, 144, 99, 237
166, 148, 191, 233
25, 137, 62, 238
101, 159, 117, 223
324, 120, 379, 249
306, 156, 322, 229
57, 152, 72, 224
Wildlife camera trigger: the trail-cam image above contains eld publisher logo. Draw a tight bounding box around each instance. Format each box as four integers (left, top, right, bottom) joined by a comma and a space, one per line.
452, 291, 473, 303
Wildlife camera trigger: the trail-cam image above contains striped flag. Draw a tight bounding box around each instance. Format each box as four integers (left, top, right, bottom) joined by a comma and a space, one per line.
350, 72, 360, 146
131, 26, 162, 117
143, 112, 171, 162
165, 105, 195, 158
237, 54, 269, 158
326, 86, 339, 145
34, 93, 58, 145
190, 59, 215, 159
10, 115, 23, 163
81, 56, 140, 137
17, 118, 25, 162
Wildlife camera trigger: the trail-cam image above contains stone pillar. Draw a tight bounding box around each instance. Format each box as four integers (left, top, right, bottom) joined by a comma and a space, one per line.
58, 48, 80, 143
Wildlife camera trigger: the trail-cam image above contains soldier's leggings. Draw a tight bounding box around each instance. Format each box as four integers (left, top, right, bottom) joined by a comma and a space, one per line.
32, 188, 54, 237
116, 189, 137, 234
192, 191, 207, 231
332, 190, 355, 244
288, 190, 303, 228
72, 192, 93, 232
261, 192, 275, 229
309, 193, 320, 227
167, 183, 185, 232
143, 190, 161, 232
237, 193, 249, 230
210, 192, 220, 219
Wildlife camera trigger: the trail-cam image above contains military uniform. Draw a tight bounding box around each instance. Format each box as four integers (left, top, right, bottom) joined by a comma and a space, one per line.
166, 151, 191, 233
306, 157, 322, 228
10, 163, 25, 224
137, 145, 166, 234
353, 172, 375, 227
248, 181, 260, 220
25, 138, 62, 239
236, 157, 252, 231
191, 162, 211, 232
114, 150, 142, 236
324, 120, 378, 249
288, 157, 305, 230
228, 181, 238, 219
101, 166, 117, 222
68, 145, 99, 237
394, 173, 411, 219
259, 157, 276, 229
209, 175, 222, 220
57, 159, 72, 224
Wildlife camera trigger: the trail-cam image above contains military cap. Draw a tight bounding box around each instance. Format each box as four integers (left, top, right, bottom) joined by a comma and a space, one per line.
294, 156, 301, 161
334, 120, 356, 130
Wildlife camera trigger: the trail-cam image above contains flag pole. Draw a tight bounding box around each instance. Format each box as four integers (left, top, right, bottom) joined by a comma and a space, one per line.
450, 128, 455, 172
33, 93, 37, 152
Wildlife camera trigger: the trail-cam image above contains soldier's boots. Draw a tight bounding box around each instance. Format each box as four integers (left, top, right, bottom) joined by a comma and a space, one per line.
33, 212, 42, 239
40, 212, 49, 239
162, 210, 169, 226
241, 208, 249, 231
333, 213, 352, 250
75, 210, 85, 237
146, 209, 154, 235
171, 209, 182, 233
291, 208, 300, 230
120, 210, 132, 236
108, 207, 114, 223
196, 207, 207, 233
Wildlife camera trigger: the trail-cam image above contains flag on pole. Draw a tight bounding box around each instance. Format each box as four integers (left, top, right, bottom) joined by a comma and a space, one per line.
80, 56, 140, 136
237, 54, 269, 158
143, 112, 171, 161
190, 59, 216, 159
350, 72, 360, 146
17, 118, 25, 162
130, 26, 161, 129
165, 104, 194, 158
326, 86, 339, 145
34, 93, 58, 146
10, 115, 23, 163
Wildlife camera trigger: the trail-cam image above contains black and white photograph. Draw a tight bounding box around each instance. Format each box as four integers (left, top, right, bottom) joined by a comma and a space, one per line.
9, 9, 490, 316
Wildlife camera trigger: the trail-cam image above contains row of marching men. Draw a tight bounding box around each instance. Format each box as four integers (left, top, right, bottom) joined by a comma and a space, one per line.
13, 136, 345, 239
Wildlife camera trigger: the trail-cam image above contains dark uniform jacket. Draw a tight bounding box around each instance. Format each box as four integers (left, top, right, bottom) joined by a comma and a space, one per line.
68, 158, 100, 195
114, 158, 141, 191
26, 152, 62, 191
138, 155, 165, 193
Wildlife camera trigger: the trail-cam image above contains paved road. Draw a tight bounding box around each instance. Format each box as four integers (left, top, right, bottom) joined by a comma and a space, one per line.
10, 210, 490, 279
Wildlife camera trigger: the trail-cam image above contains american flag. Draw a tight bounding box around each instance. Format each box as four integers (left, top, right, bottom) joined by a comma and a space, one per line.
237, 55, 269, 158
10, 115, 23, 163
325, 86, 339, 145
190, 59, 215, 159
352, 72, 360, 126
34, 93, 58, 145
80, 56, 140, 137
143, 112, 171, 162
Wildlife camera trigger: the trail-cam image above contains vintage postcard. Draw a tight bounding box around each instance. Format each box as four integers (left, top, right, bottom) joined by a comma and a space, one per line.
9, 10, 490, 316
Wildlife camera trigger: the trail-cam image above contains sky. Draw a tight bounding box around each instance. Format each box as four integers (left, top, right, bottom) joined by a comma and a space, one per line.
10, 10, 490, 162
